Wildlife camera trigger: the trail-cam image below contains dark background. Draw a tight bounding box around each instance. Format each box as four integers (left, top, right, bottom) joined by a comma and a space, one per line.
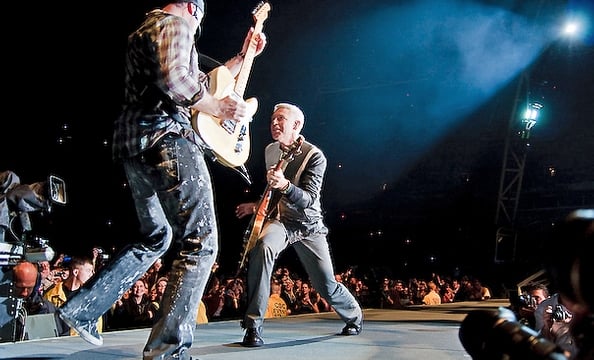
3, 0, 593, 292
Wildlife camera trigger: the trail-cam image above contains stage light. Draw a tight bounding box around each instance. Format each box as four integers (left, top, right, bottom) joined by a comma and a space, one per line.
562, 21, 580, 37
522, 102, 542, 130
558, 14, 589, 42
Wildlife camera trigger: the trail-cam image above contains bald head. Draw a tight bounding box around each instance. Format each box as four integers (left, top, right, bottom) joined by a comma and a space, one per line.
13, 261, 39, 298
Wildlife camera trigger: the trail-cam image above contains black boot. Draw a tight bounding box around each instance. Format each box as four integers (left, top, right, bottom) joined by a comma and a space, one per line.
241, 326, 264, 347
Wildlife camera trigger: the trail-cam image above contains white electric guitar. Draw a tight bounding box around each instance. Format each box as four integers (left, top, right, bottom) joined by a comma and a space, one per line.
191, 1, 271, 169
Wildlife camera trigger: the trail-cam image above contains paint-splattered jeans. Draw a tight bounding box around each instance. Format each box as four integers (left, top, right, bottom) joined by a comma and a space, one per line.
60, 134, 218, 360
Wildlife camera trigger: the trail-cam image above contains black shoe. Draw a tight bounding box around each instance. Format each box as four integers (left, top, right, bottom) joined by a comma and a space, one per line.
341, 323, 362, 336
241, 327, 264, 347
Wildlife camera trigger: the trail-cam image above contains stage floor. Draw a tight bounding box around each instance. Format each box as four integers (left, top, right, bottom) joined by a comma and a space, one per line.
0, 299, 509, 360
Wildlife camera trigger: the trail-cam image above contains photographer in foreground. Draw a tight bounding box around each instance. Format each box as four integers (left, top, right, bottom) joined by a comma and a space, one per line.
459, 209, 593, 360
542, 210, 593, 360
515, 282, 550, 329
535, 293, 577, 359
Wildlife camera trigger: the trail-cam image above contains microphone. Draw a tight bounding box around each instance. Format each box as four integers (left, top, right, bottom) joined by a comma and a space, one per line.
459, 307, 566, 360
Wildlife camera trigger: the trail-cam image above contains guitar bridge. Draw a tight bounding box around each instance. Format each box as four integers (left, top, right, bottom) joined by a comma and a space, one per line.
221, 119, 236, 134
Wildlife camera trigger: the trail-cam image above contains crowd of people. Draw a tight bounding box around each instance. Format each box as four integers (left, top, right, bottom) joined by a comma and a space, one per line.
4, 227, 591, 360
6, 250, 497, 335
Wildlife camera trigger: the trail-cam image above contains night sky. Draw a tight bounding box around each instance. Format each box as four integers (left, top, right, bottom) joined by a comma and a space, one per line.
3, 0, 593, 286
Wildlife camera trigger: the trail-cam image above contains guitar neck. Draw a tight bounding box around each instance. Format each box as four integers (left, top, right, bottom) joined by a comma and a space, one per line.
252, 155, 291, 218
234, 1, 270, 97
234, 33, 259, 97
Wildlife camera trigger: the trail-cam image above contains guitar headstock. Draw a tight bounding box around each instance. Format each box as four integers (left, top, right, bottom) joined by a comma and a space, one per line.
281, 135, 304, 163
252, 1, 271, 24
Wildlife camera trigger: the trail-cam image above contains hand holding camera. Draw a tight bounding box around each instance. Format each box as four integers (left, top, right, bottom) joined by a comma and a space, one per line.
549, 305, 573, 323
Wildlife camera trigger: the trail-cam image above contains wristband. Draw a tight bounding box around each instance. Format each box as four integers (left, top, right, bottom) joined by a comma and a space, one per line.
280, 182, 291, 194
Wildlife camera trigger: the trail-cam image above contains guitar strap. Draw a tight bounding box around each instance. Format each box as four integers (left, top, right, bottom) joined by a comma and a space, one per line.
198, 53, 224, 73
291, 145, 319, 184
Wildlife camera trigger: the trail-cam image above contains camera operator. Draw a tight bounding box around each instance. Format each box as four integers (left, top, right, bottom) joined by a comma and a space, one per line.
542, 209, 593, 360
0, 261, 64, 342
513, 282, 550, 329
459, 209, 593, 360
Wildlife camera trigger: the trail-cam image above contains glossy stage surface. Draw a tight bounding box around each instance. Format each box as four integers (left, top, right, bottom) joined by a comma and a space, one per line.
0, 300, 509, 360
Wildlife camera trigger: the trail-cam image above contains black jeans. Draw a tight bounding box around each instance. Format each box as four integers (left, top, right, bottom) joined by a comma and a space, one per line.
61, 134, 218, 360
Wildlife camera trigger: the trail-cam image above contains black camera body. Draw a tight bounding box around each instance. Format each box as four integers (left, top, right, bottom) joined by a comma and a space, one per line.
551, 305, 572, 322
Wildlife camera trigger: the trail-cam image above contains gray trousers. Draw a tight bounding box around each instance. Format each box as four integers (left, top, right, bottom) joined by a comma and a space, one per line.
60, 135, 218, 360
242, 219, 362, 330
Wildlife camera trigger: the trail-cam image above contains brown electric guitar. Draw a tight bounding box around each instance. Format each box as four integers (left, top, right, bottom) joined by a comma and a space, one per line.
235, 136, 304, 277
191, 1, 271, 169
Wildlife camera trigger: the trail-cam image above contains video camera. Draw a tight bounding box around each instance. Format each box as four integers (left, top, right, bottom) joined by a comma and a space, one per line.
1, 172, 67, 340
0, 173, 66, 266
